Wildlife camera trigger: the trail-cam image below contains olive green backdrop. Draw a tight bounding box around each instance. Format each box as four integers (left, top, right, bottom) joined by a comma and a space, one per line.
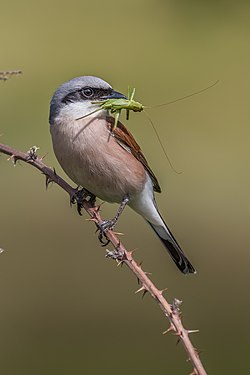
1, 1, 249, 374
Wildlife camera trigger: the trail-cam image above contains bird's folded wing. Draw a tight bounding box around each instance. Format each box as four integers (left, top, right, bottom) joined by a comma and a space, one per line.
106, 116, 161, 193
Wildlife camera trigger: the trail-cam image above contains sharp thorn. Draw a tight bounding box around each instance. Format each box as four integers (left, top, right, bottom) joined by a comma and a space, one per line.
159, 288, 168, 295
142, 289, 148, 298
127, 248, 137, 257
135, 286, 145, 294
187, 329, 200, 335
112, 231, 124, 236
174, 331, 182, 337
126, 251, 133, 259
8, 154, 17, 165
40, 152, 48, 160
95, 202, 105, 211
45, 175, 53, 189
116, 260, 125, 267
162, 324, 175, 335
195, 348, 202, 356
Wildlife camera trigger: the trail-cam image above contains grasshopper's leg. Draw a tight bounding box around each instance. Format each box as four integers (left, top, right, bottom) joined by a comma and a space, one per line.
127, 86, 135, 101
125, 87, 136, 120
113, 109, 121, 130
108, 109, 121, 142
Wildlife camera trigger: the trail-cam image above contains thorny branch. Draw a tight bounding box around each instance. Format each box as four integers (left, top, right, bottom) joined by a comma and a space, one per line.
0, 70, 22, 81
0, 143, 207, 375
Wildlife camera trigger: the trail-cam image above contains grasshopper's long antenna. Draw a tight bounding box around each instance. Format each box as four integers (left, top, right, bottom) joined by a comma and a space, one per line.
144, 110, 182, 174
130, 87, 136, 101
76, 108, 102, 121
146, 80, 219, 109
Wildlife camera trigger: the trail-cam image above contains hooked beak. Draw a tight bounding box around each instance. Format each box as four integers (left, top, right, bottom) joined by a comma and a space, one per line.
101, 90, 127, 100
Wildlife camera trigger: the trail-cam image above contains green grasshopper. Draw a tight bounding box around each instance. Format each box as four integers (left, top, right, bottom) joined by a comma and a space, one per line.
76, 87, 144, 131
76, 81, 218, 172
101, 80, 219, 132
94, 87, 144, 130
76, 81, 218, 130
89, 88, 180, 173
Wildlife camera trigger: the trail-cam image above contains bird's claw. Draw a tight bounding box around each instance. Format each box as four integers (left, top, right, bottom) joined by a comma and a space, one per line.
96, 196, 129, 246
70, 187, 96, 216
97, 220, 115, 246
105, 248, 125, 261
98, 229, 110, 246
70, 188, 87, 215
100, 219, 115, 232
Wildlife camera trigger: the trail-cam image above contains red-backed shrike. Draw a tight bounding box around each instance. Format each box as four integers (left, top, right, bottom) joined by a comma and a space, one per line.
49, 76, 196, 274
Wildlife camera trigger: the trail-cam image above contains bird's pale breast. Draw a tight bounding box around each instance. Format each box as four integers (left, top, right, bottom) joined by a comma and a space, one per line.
50, 115, 147, 203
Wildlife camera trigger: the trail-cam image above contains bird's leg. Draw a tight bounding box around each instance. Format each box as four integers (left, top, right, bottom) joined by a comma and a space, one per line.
70, 187, 96, 215
101, 195, 129, 230
98, 195, 129, 245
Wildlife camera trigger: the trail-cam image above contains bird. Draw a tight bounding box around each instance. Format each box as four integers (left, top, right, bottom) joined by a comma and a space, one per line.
49, 75, 196, 274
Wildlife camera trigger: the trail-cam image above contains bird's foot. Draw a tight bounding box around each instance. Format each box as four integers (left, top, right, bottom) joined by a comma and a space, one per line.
106, 247, 125, 261
70, 187, 96, 215
100, 219, 116, 232
97, 219, 115, 246
96, 195, 129, 246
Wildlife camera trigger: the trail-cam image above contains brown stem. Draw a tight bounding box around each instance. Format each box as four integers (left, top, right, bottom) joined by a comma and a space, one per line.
0, 142, 207, 375
0, 70, 22, 81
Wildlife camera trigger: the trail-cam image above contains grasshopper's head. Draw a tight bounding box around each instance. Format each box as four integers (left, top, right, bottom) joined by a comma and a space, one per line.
130, 100, 144, 112
49, 76, 127, 125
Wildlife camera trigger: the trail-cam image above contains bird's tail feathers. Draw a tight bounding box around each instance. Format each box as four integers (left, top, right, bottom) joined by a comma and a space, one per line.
147, 218, 196, 275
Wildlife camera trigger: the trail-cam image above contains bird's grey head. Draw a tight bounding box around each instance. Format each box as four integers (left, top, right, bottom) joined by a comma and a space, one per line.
49, 76, 126, 125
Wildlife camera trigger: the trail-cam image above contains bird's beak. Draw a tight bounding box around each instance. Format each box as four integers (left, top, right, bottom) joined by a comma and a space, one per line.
100, 90, 127, 100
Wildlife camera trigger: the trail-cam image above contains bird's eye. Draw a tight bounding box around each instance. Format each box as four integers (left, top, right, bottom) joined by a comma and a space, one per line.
82, 87, 94, 97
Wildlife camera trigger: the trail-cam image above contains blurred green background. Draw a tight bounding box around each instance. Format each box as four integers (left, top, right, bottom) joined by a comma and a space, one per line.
1, 1, 250, 374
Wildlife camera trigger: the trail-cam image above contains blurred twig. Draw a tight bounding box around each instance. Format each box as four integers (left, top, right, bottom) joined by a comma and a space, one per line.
0, 70, 22, 81
0, 142, 207, 375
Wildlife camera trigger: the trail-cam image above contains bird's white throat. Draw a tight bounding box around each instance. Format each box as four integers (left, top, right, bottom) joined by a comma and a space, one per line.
56, 100, 107, 123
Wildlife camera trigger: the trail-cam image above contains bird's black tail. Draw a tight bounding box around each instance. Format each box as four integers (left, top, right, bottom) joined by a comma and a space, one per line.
147, 219, 196, 275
